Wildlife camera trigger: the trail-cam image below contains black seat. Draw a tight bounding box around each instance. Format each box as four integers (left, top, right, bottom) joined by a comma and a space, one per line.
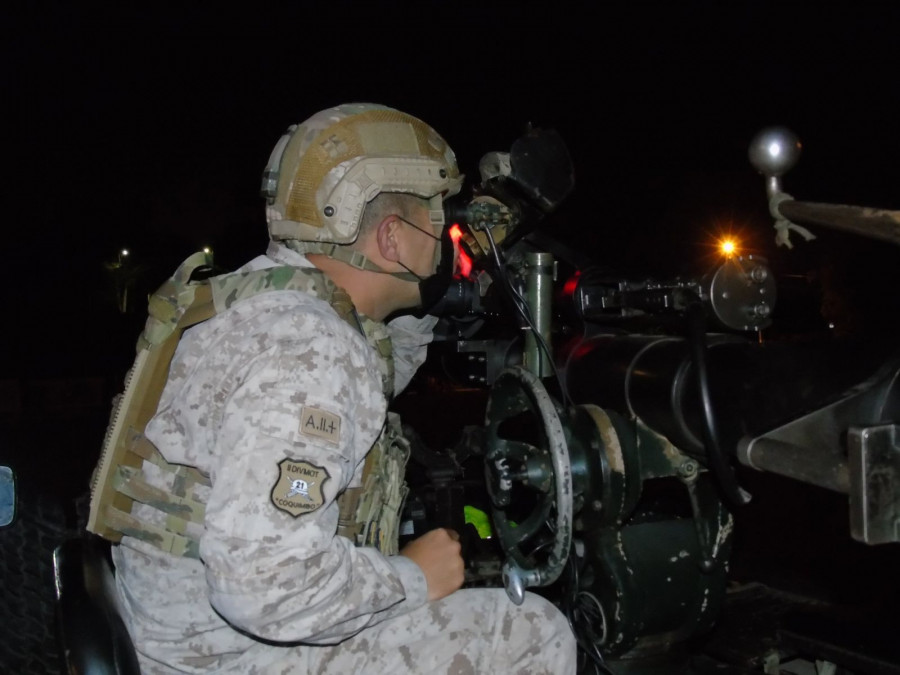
52, 534, 141, 675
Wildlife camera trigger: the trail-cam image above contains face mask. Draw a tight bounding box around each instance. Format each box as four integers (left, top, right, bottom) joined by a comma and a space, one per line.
414, 224, 456, 317
392, 215, 457, 317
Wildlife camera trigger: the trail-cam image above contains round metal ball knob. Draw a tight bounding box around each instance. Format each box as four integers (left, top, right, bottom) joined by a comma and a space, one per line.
748, 127, 802, 177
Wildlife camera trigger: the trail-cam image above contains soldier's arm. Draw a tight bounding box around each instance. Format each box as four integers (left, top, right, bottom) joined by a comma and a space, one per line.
201, 317, 428, 644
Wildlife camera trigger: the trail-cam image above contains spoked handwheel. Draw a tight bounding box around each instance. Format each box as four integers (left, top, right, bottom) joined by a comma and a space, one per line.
484, 366, 573, 605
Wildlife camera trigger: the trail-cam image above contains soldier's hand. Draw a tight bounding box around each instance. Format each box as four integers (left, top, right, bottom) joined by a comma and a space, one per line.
400, 527, 464, 601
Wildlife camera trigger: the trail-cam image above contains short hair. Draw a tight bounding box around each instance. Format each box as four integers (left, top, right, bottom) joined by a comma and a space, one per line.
354, 193, 430, 245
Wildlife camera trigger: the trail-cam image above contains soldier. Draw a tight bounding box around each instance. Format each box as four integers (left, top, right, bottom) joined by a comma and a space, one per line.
97, 103, 577, 673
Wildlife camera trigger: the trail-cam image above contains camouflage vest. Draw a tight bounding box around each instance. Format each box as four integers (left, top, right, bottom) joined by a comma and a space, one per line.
336, 411, 409, 555
87, 252, 409, 558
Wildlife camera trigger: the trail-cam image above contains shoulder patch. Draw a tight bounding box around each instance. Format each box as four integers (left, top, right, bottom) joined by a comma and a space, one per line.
270, 459, 330, 517
300, 405, 341, 444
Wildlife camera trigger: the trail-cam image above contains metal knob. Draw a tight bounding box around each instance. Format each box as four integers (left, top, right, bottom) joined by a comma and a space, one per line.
748, 127, 802, 197
748, 127, 802, 177
502, 562, 526, 605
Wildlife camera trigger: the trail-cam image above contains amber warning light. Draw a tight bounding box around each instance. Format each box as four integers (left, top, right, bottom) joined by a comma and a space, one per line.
720, 238, 737, 258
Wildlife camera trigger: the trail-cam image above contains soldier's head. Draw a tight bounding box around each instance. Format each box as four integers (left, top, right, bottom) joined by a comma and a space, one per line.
261, 104, 462, 317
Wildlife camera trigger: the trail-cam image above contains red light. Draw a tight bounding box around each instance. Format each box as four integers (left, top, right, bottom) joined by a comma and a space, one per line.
449, 224, 473, 278
563, 271, 581, 297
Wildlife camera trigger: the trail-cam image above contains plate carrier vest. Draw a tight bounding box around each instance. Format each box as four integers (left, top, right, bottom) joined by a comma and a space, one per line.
87, 251, 410, 558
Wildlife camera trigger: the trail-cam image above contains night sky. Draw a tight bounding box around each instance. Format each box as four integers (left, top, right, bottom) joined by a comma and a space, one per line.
4, 2, 900, 379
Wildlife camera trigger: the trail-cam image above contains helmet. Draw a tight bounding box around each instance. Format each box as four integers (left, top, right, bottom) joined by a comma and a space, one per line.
262, 103, 463, 246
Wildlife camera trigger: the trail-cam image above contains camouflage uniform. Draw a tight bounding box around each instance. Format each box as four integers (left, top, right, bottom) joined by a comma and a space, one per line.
112, 243, 576, 674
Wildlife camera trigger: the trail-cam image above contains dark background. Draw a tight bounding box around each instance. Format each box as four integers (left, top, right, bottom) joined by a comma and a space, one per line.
4, 2, 900, 380
2, 3, 900, 672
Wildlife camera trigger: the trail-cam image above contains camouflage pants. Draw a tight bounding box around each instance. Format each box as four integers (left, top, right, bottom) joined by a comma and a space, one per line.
217, 589, 576, 675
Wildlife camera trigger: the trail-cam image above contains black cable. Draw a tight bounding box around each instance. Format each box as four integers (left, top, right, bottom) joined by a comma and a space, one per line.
685, 300, 752, 508
482, 228, 573, 410
559, 552, 615, 675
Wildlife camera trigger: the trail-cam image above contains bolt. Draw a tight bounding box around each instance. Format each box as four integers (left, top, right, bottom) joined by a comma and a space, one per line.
678, 460, 699, 479
750, 267, 768, 283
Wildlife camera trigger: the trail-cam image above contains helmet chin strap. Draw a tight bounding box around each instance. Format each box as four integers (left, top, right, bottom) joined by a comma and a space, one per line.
286, 240, 422, 282
395, 261, 427, 282
286, 222, 455, 315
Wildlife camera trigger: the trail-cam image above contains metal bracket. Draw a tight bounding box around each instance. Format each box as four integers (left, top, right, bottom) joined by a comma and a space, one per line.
849, 424, 900, 544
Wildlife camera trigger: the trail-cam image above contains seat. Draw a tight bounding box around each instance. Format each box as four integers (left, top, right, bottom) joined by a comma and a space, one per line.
52, 534, 141, 675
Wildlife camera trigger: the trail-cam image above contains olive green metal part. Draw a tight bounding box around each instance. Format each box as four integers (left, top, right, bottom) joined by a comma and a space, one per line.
560, 404, 734, 657
522, 252, 555, 378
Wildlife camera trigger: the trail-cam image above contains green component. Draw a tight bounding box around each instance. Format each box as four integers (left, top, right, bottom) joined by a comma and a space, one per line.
464, 505, 493, 539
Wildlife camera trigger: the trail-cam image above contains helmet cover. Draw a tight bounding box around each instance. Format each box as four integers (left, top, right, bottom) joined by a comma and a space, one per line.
263, 103, 462, 245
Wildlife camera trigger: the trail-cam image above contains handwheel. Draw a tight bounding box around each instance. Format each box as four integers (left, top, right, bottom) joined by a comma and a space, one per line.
484, 366, 573, 605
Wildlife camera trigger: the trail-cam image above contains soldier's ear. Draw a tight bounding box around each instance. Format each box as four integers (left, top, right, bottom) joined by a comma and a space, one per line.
376, 216, 402, 263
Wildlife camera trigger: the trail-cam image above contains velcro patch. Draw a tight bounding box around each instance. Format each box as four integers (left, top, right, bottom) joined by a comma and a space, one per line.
300, 406, 341, 444
270, 459, 330, 517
